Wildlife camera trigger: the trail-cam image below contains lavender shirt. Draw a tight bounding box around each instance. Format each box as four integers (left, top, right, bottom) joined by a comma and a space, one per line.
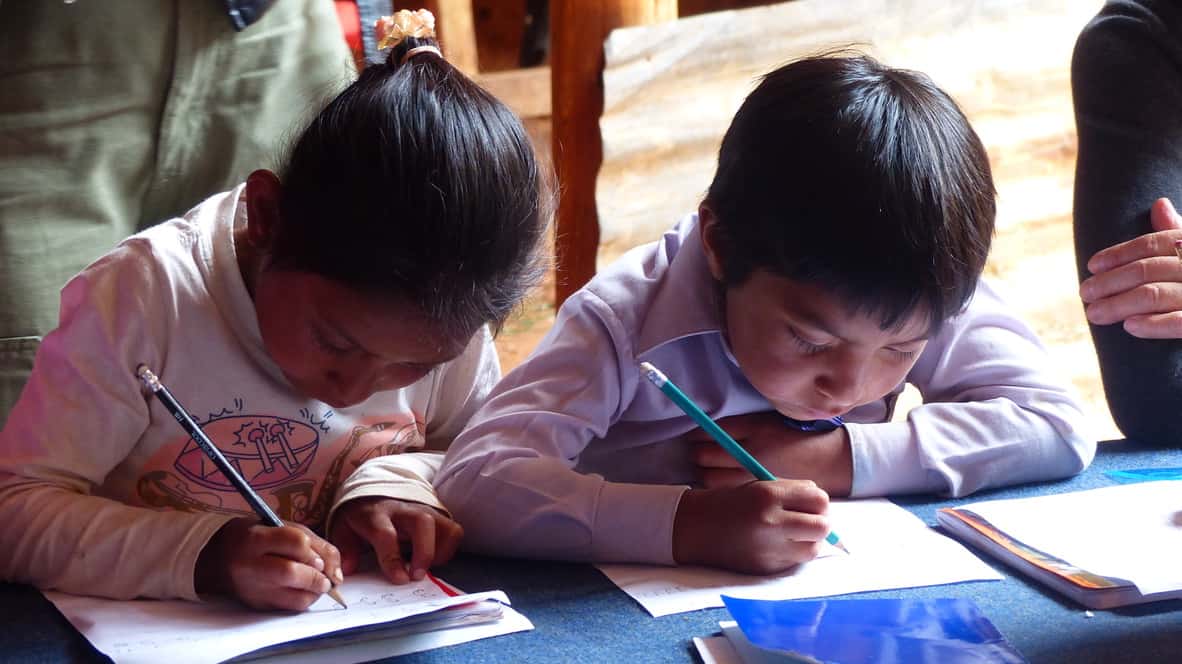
436, 215, 1094, 565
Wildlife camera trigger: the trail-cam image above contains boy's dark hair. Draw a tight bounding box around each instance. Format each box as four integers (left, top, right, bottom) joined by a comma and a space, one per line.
274, 32, 549, 338
705, 52, 995, 331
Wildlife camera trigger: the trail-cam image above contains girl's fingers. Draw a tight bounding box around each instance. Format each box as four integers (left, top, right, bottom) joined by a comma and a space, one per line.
348, 515, 411, 584
247, 587, 324, 612
252, 526, 323, 569
402, 512, 436, 581
236, 556, 331, 600
433, 519, 464, 566
329, 521, 366, 576
305, 533, 343, 586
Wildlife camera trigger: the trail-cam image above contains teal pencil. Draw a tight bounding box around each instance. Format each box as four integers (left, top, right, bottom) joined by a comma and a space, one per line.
639, 361, 849, 554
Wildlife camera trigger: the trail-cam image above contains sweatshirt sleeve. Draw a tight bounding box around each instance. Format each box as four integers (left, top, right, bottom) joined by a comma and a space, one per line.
435, 291, 686, 565
849, 280, 1096, 498
0, 244, 235, 601
326, 326, 502, 525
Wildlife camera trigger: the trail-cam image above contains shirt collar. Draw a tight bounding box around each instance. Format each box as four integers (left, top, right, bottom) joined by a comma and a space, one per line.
634, 214, 729, 356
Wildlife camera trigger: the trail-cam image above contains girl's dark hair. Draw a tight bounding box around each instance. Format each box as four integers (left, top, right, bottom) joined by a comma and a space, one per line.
274, 31, 549, 338
705, 51, 996, 332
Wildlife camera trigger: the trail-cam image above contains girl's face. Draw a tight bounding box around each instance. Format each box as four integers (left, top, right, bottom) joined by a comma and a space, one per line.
721, 270, 930, 421
251, 270, 469, 409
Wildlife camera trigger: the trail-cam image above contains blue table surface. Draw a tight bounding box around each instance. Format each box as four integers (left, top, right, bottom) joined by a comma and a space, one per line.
3, 440, 1180, 663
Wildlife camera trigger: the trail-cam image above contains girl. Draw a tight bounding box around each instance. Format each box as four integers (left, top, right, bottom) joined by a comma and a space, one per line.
0, 10, 547, 611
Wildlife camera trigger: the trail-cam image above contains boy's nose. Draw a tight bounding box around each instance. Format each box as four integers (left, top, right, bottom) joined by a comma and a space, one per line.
816, 359, 865, 406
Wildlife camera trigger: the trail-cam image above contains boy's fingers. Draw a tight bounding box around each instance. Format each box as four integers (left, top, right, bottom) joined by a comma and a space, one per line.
777, 511, 831, 543
773, 480, 830, 514
692, 441, 741, 467
700, 467, 754, 489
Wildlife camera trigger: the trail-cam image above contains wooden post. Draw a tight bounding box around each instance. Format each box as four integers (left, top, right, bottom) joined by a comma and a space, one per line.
421, 0, 480, 75
550, 0, 677, 305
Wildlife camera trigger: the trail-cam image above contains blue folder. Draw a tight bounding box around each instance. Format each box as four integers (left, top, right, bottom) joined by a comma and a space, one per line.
720, 596, 1026, 664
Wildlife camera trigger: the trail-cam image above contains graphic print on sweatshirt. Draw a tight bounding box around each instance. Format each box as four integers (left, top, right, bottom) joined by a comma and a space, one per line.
135, 399, 425, 528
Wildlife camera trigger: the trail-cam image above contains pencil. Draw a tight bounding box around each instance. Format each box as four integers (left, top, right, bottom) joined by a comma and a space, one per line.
135, 364, 347, 608
639, 361, 849, 553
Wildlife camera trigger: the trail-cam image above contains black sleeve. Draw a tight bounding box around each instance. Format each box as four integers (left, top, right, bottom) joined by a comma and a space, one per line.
1073, 0, 1182, 444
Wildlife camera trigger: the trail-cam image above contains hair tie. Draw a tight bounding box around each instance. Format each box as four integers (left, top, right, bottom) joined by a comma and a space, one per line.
375, 9, 436, 51
400, 45, 443, 65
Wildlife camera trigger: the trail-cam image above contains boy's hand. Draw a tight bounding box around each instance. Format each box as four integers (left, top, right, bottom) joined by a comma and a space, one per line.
195, 517, 342, 611
1081, 197, 1182, 338
329, 497, 463, 584
685, 411, 853, 496
673, 480, 830, 574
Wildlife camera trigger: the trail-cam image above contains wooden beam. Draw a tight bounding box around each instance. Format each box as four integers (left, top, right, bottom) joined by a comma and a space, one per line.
475, 66, 551, 120
422, 0, 480, 75
550, 0, 678, 305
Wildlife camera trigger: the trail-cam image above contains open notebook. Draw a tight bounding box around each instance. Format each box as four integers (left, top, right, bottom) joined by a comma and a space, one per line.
44, 572, 531, 664
937, 480, 1182, 609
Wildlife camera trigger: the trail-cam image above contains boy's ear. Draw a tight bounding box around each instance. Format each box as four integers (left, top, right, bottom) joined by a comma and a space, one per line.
697, 202, 727, 281
244, 169, 283, 250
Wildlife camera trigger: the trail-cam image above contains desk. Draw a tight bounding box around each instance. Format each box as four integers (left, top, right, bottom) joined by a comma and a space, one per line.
3, 441, 1181, 663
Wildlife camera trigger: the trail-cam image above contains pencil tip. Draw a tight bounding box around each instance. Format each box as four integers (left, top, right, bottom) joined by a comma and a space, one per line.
328, 587, 347, 609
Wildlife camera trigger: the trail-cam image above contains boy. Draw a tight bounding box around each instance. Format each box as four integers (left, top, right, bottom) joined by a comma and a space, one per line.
435, 53, 1094, 575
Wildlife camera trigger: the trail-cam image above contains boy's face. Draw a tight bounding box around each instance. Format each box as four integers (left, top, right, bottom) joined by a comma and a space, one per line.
722, 270, 930, 420
252, 270, 470, 409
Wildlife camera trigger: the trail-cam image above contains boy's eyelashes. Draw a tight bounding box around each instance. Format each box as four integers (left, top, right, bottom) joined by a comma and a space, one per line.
788, 328, 830, 355
886, 347, 919, 362
787, 326, 922, 362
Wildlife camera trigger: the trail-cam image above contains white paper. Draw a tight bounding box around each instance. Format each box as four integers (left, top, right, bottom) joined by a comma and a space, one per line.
952, 480, 1182, 595
45, 572, 531, 664
241, 606, 534, 664
597, 499, 1001, 616
693, 634, 742, 664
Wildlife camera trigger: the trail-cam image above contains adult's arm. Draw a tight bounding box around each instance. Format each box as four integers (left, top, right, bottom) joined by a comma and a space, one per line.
1073, 0, 1182, 444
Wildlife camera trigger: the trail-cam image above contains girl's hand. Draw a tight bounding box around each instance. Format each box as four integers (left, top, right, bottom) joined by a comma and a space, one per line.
672, 480, 830, 574
196, 517, 342, 611
685, 411, 853, 496
1081, 197, 1182, 338
329, 497, 463, 584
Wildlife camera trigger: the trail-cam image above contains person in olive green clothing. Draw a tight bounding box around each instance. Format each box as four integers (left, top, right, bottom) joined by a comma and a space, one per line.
0, 0, 355, 427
